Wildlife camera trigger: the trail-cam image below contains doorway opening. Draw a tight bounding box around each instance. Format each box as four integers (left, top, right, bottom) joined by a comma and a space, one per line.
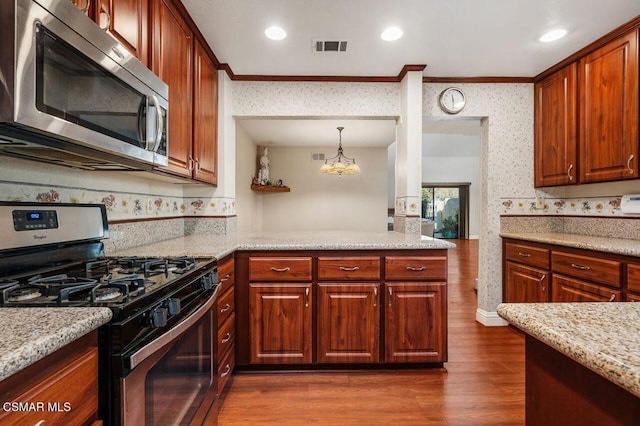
421, 183, 470, 239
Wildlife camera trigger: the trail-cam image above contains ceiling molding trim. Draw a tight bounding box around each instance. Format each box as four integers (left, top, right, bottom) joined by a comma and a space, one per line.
423, 76, 535, 83
535, 14, 640, 82
220, 64, 427, 83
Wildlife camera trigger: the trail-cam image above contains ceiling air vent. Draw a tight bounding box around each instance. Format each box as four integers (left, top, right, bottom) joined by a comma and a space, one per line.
313, 39, 348, 53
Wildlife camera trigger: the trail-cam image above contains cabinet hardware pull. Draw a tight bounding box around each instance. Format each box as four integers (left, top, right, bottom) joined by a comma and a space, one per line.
538, 274, 546, 282
305, 287, 309, 307
373, 287, 378, 307
34, 421, 46, 426
195, 159, 201, 171
339, 266, 360, 271
388, 287, 393, 306
221, 364, 231, 377
220, 274, 231, 283
609, 294, 616, 302
270, 267, 290, 272
99, 4, 111, 31
567, 164, 574, 181
517, 252, 531, 257
406, 266, 426, 271
628, 155, 635, 175
72, 0, 90, 12
188, 156, 195, 171
570, 263, 590, 271
221, 332, 232, 344
220, 303, 231, 313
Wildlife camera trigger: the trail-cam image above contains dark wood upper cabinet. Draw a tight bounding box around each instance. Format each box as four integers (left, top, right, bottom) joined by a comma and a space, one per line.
193, 39, 218, 185
579, 28, 639, 183
151, 0, 194, 178
534, 63, 577, 187
97, 0, 148, 64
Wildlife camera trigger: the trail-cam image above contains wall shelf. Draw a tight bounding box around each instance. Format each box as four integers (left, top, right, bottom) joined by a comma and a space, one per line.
251, 184, 290, 193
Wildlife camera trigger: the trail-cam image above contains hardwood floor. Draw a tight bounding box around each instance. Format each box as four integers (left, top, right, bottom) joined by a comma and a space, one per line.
217, 240, 525, 425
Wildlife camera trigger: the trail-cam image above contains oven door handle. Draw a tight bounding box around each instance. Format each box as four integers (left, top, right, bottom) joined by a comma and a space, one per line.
128, 291, 216, 369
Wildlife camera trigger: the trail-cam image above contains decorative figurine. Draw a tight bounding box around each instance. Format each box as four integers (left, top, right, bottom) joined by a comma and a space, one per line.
259, 147, 270, 185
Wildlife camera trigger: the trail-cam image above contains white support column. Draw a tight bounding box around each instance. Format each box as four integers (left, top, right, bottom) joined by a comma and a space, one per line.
394, 68, 424, 234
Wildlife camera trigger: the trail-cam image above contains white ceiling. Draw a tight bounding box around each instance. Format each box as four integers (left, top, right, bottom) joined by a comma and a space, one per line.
182, 0, 640, 77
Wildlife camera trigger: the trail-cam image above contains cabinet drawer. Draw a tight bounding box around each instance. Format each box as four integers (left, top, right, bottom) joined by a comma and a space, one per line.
217, 287, 235, 326
217, 344, 235, 394
505, 242, 550, 269
0, 347, 98, 426
249, 257, 312, 281
627, 263, 640, 294
552, 251, 621, 287
552, 274, 621, 302
218, 312, 235, 359
218, 256, 235, 296
385, 256, 446, 280
318, 256, 380, 281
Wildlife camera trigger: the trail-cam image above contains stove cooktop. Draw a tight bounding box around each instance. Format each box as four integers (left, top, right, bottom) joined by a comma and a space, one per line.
0, 256, 215, 309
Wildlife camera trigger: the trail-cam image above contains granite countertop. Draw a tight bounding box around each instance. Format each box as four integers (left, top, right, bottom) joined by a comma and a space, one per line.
498, 302, 640, 398
500, 232, 640, 257
0, 308, 112, 382
108, 231, 456, 258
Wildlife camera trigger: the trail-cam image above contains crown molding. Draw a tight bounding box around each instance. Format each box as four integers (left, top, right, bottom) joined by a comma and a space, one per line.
423, 76, 534, 83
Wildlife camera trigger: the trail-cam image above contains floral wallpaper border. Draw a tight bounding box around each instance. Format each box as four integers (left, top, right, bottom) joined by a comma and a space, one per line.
501, 196, 623, 217
0, 181, 236, 221
395, 196, 421, 216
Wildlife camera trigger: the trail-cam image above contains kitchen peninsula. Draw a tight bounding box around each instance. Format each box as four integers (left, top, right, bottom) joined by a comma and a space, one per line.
498, 302, 640, 425
110, 231, 455, 368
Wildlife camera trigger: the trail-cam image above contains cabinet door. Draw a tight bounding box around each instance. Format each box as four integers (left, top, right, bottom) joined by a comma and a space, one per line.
192, 39, 218, 184
249, 283, 312, 364
551, 275, 621, 302
385, 283, 446, 363
534, 63, 577, 187
579, 29, 639, 183
97, 0, 148, 64
151, 0, 193, 178
505, 262, 549, 303
317, 283, 380, 363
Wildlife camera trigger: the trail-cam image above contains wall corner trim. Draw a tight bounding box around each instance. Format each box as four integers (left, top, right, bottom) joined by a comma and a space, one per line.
476, 308, 509, 327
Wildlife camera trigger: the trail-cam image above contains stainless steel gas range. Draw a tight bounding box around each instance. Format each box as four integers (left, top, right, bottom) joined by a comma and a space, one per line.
0, 202, 219, 425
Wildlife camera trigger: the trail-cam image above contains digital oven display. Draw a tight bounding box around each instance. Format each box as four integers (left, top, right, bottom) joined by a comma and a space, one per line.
27, 212, 43, 221
12, 210, 59, 231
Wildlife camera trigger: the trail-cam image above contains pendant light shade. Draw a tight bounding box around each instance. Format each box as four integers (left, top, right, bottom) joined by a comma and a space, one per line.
320, 127, 360, 176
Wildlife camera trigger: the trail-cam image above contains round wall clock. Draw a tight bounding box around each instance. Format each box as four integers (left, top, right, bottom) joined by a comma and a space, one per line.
438, 87, 466, 114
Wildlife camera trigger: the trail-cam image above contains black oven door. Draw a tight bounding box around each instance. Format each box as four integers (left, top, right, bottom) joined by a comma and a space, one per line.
118, 293, 217, 425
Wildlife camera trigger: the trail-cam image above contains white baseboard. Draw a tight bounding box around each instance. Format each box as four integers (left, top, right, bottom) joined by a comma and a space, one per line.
469, 234, 480, 239
476, 308, 508, 326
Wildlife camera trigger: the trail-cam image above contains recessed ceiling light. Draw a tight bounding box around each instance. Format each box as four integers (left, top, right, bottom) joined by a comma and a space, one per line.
539, 28, 568, 43
265, 26, 287, 41
381, 27, 403, 42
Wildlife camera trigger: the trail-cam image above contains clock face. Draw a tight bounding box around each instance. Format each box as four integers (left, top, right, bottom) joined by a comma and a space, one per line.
439, 88, 465, 114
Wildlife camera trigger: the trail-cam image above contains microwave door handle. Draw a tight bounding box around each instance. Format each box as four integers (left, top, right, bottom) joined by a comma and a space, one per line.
150, 94, 163, 153
137, 96, 149, 148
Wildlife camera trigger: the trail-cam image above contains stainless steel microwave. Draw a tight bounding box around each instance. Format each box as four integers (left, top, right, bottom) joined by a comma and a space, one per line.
0, 0, 169, 171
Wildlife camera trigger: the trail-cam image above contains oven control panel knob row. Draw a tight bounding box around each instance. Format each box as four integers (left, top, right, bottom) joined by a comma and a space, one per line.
149, 306, 168, 328
164, 298, 181, 315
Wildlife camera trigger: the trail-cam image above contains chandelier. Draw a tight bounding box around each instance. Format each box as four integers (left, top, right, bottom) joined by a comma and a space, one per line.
320, 127, 361, 176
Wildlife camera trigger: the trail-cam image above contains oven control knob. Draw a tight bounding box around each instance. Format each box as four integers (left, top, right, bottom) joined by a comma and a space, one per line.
201, 274, 213, 291
149, 307, 168, 328
165, 298, 181, 316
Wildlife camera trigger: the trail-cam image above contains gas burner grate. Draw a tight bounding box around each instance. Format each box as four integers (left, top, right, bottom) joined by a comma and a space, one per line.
167, 256, 196, 274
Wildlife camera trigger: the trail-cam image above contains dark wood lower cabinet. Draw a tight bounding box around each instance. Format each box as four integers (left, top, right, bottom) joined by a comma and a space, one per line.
248, 283, 313, 364
385, 282, 447, 363
317, 283, 380, 363
505, 261, 549, 303
525, 335, 640, 425
551, 275, 621, 302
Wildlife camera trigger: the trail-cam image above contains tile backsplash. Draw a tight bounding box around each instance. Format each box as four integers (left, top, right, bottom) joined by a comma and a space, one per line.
501, 196, 623, 217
